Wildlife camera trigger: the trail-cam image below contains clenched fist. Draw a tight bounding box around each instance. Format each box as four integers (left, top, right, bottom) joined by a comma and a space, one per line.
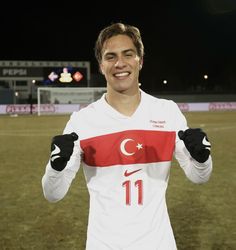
178, 128, 211, 163
50, 132, 78, 171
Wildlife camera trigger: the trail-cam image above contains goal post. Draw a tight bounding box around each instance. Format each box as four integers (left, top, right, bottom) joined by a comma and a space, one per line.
37, 87, 106, 115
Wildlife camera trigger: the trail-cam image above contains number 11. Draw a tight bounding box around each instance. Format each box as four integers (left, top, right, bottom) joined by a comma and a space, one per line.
122, 180, 143, 205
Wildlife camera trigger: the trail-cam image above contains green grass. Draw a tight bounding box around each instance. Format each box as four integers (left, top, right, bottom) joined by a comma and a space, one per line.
0, 112, 235, 250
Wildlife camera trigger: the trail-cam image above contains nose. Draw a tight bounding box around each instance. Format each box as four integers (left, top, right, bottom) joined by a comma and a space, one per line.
114, 56, 126, 68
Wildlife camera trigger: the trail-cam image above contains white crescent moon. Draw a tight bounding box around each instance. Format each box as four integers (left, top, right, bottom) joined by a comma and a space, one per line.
120, 139, 135, 156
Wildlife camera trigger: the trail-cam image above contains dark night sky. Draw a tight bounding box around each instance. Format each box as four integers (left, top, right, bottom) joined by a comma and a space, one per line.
1, 1, 236, 92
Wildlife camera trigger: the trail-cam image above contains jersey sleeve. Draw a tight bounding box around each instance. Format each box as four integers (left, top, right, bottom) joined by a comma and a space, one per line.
41, 112, 82, 202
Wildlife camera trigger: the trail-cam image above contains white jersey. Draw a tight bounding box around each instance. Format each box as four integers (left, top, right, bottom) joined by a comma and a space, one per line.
42, 90, 212, 250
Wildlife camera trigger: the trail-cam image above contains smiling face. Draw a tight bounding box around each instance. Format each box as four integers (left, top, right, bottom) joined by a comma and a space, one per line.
99, 34, 143, 94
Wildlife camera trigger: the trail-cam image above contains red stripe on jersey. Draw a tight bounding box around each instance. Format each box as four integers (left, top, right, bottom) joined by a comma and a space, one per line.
80, 130, 176, 167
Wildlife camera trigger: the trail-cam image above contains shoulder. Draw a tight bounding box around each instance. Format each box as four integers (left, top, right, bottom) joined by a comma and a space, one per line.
66, 96, 105, 132
142, 90, 179, 109
71, 97, 103, 118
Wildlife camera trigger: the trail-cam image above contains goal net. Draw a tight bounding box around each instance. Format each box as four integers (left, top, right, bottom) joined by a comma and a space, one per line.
37, 87, 106, 115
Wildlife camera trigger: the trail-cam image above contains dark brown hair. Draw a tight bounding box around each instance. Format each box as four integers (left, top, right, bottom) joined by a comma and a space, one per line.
95, 22, 144, 64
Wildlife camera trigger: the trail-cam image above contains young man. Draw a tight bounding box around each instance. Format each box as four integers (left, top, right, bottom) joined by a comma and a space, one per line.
42, 23, 213, 250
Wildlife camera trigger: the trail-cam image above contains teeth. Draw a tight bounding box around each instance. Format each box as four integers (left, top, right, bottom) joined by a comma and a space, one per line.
114, 72, 129, 77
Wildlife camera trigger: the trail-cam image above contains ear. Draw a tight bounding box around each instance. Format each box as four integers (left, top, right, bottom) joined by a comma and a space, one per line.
139, 58, 143, 70
99, 64, 105, 75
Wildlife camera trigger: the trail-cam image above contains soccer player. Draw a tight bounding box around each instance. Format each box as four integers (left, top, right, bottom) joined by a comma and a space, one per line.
42, 22, 213, 250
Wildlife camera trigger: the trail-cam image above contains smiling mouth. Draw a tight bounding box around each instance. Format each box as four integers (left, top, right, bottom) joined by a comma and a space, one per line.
114, 72, 130, 78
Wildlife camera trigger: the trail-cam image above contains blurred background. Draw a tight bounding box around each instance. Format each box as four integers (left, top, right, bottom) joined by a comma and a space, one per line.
0, 0, 236, 108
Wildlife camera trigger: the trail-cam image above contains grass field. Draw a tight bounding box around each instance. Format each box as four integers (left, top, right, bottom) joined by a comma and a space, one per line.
0, 111, 235, 250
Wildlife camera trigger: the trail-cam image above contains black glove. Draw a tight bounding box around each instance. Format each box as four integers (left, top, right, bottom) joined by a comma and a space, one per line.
178, 128, 211, 163
50, 132, 78, 171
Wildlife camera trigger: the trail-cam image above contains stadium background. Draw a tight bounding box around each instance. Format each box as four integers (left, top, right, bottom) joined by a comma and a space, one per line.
0, 0, 236, 249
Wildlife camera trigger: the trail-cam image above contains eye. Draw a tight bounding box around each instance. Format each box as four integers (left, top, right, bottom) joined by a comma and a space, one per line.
104, 53, 116, 61
107, 56, 114, 60
125, 52, 134, 57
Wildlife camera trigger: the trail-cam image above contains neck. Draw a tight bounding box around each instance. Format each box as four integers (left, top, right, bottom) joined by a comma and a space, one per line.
105, 87, 141, 117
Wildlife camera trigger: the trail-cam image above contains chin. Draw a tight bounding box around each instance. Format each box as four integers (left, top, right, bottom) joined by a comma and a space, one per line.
118, 84, 139, 94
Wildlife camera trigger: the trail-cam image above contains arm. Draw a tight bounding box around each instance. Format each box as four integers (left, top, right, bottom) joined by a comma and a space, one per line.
174, 130, 213, 184
170, 102, 213, 183
42, 142, 81, 202
42, 126, 82, 202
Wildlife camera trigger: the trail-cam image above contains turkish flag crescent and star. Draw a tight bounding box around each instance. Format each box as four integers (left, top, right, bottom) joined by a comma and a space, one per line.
80, 130, 176, 167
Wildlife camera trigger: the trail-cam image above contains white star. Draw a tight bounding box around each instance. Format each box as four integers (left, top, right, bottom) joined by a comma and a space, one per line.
136, 143, 143, 150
